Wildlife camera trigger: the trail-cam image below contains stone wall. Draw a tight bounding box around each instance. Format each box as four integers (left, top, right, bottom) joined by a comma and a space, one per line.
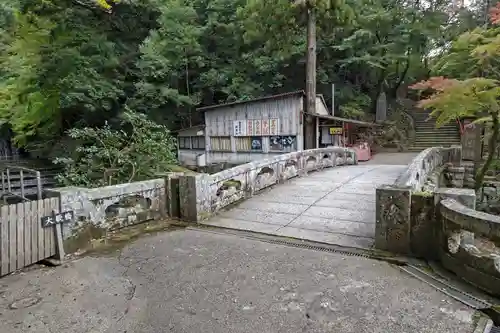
178, 147, 357, 222
478, 179, 500, 215
439, 198, 500, 297
46, 179, 165, 238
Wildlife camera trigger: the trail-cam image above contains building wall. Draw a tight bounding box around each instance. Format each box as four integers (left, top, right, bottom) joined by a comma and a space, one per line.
207, 151, 287, 165
315, 96, 330, 116
177, 126, 206, 167
178, 149, 203, 166
204, 95, 304, 164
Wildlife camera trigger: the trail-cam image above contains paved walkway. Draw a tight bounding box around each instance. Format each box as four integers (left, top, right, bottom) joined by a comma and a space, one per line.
0, 229, 477, 333
203, 163, 407, 249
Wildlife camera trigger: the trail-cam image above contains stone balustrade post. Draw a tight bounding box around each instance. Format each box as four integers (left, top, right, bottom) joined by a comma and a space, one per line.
297, 153, 307, 177
375, 185, 412, 255
448, 145, 462, 166
159, 172, 184, 218
178, 173, 212, 222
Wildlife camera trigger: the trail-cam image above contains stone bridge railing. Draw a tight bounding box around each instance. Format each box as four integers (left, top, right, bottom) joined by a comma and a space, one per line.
375, 144, 500, 297
393, 146, 462, 191
375, 145, 462, 254
177, 147, 357, 222
440, 198, 500, 296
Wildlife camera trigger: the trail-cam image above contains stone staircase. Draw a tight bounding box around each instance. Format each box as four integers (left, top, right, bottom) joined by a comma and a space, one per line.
408, 109, 461, 152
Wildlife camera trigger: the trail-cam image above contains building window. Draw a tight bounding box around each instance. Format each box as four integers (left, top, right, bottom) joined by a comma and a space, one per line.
269, 136, 297, 152
178, 137, 191, 149
191, 136, 205, 149
210, 136, 231, 151
235, 136, 263, 151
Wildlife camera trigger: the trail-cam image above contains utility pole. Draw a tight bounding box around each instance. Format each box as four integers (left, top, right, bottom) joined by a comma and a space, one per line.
293, 0, 317, 149
305, 4, 317, 117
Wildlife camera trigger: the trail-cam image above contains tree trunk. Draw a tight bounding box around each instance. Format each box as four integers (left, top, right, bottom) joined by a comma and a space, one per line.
370, 69, 387, 114
391, 54, 411, 98
475, 113, 499, 192
304, 5, 317, 149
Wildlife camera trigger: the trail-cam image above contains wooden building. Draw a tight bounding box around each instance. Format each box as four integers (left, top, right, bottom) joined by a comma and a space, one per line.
176, 125, 206, 167
176, 90, 378, 167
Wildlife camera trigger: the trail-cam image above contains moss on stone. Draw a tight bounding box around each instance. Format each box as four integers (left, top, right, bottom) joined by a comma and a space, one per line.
68, 219, 183, 257
413, 190, 434, 197
223, 179, 242, 189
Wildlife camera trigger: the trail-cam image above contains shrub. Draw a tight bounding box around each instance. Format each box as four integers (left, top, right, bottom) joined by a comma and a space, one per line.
54, 110, 177, 187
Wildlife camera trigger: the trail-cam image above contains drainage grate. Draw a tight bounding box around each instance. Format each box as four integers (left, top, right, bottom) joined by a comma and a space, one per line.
191, 226, 495, 311
400, 265, 492, 309
190, 225, 413, 265
255, 237, 370, 258
490, 326, 500, 333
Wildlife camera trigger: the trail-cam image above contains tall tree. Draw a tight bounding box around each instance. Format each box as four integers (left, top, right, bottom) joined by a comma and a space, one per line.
411, 2, 500, 191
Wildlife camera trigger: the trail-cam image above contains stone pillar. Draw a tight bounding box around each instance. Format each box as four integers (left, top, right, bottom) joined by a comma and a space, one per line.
461, 118, 483, 162
160, 172, 184, 218
448, 145, 462, 166
45, 186, 90, 239
375, 185, 412, 255
410, 193, 437, 259
348, 149, 358, 165
297, 153, 307, 177
178, 173, 212, 222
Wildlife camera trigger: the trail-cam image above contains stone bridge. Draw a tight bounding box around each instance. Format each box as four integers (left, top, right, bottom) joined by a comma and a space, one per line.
177, 146, 500, 301
201, 163, 406, 248
45, 144, 500, 329
177, 147, 426, 249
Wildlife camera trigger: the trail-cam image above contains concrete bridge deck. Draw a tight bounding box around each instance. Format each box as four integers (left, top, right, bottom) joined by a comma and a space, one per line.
202, 163, 408, 249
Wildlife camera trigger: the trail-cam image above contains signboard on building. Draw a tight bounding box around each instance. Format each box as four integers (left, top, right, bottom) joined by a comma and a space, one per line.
262, 119, 270, 135
233, 120, 246, 136
251, 137, 262, 150
254, 119, 262, 135
269, 119, 279, 135
233, 119, 279, 136
247, 120, 254, 135
329, 127, 343, 135
270, 136, 296, 150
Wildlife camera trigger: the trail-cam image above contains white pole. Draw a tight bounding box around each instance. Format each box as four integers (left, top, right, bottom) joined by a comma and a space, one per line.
331, 83, 335, 116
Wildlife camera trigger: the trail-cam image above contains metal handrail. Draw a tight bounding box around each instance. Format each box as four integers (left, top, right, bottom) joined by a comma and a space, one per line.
1, 165, 42, 202
456, 117, 465, 135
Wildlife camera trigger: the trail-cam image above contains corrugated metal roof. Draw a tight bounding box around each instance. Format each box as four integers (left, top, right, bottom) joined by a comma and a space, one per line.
173, 124, 205, 135
194, 90, 378, 127
196, 90, 305, 112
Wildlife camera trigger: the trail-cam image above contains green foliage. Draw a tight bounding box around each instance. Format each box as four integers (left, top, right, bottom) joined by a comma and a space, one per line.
0, 0, 486, 188
0, 0, 159, 150
411, 3, 500, 192
54, 110, 177, 188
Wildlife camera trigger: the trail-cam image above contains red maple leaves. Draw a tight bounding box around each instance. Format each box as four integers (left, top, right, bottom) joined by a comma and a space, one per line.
490, 2, 500, 25
409, 77, 458, 92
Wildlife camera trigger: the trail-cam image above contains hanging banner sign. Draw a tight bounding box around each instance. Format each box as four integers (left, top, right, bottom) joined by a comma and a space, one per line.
233, 119, 279, 136
233, 120, 246, 136
261, 119, 270, 135
253, 119, 262, 135
269, 118, 279, 135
